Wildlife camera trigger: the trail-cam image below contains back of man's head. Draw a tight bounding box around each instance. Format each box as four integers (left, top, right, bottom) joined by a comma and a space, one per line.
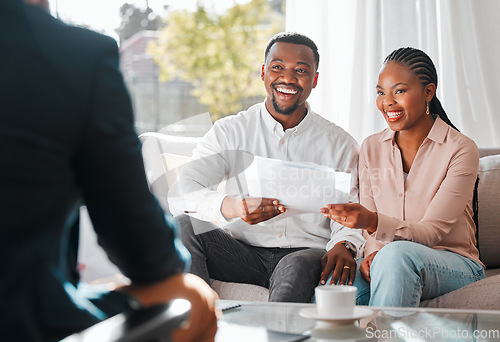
264, 32, 320, 71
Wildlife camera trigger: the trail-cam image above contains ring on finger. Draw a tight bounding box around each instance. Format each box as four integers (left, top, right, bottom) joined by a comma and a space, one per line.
343, 265, 350, 269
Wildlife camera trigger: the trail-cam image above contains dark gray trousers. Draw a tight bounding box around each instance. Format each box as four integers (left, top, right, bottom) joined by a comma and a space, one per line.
177, 214, 324, 303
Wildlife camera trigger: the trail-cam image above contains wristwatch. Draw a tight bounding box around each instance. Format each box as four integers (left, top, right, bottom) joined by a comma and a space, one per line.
341, 240, 357, 258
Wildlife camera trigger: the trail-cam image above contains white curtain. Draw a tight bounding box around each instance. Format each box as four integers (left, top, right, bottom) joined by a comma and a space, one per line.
286, 0, 500, 147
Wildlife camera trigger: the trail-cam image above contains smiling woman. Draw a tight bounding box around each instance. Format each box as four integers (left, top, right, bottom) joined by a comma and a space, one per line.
321, 47, 485, 308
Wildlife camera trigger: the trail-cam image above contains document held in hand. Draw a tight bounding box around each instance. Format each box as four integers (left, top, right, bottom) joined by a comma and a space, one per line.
244, 156, 352, 213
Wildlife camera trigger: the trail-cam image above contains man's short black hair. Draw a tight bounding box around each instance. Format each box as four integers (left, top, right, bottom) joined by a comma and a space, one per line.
264, 32, 320, 71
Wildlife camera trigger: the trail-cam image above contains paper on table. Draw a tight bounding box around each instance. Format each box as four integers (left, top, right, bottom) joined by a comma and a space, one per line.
245, 156, 352, 213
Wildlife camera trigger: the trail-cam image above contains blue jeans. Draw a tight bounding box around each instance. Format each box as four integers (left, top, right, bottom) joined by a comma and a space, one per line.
177, 215, 325, 303
351, 241, 485, 307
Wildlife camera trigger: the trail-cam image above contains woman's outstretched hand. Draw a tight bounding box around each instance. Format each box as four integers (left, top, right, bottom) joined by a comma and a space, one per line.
320, 202, 378, 234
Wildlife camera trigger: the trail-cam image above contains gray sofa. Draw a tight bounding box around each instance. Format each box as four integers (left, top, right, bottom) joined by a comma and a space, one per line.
139, 132, 500, 309
420, 148, 500, 309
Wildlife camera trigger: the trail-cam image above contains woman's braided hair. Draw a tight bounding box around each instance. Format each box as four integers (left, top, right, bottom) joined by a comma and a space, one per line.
384, 47, 480, 246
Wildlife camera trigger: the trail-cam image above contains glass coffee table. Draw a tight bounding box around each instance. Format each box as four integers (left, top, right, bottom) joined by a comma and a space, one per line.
216, 300, 500, 341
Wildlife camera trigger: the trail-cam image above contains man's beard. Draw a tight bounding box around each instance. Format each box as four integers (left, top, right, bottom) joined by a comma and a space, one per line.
271, 82, 303, 115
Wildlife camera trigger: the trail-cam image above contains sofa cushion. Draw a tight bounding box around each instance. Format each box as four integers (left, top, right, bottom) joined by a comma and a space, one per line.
478, 154, 500, 269
420, 274, 500, 310
139, 133, 200, 213
478, 148, 500, 158
211, 280, 269, 302
162, 153, 191, 188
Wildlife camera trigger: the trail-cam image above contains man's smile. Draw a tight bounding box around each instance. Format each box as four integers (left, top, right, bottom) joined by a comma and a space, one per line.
272, 82, 303, 99
276, 86, 298, 95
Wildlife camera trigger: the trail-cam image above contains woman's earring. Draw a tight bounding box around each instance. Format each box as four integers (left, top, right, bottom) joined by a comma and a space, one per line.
426, 102, 430, 115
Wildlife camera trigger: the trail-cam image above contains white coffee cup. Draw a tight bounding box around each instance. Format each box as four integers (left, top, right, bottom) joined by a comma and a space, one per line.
315, 285, 357, 318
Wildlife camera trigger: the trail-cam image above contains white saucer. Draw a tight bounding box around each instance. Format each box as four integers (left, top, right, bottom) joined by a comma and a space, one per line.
299, 307, 373, 325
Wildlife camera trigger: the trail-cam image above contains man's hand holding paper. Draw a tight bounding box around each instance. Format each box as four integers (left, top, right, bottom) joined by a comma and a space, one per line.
221, 195, 286, 225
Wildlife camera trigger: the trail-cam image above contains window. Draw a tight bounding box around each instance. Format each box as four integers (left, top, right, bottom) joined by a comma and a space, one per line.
54, 0, 285, 137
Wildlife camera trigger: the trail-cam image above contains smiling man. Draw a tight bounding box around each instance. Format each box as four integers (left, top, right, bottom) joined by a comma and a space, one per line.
176, 32, 364, 302
262, 36, 318, 124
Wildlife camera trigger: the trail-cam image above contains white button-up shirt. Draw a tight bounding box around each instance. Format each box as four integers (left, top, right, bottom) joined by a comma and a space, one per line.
177, 102, 365, 255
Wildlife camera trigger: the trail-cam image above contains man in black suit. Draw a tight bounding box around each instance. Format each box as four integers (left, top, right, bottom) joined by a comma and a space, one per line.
0, 1, 218, 341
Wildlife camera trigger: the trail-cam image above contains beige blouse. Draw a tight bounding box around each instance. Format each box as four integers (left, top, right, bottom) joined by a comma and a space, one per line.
360, 116, 483, 267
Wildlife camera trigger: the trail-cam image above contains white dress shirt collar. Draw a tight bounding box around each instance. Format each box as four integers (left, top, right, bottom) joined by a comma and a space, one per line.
260, 100, 313, 137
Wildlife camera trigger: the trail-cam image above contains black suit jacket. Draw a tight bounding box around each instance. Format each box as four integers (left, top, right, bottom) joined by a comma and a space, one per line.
0, 1, 188, 340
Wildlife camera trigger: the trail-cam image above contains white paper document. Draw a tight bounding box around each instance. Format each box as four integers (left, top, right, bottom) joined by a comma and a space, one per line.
245, 156, 352, 213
